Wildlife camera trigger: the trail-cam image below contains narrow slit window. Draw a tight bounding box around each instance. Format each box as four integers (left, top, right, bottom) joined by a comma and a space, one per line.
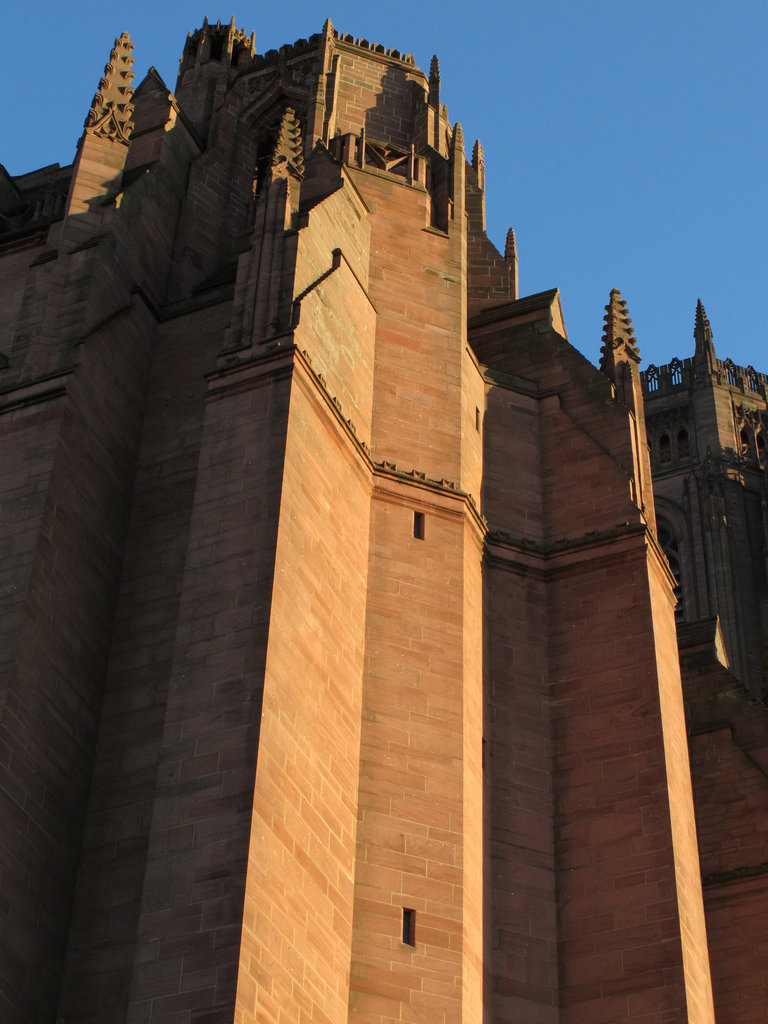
475, 406, 481, 431
413, 511, 425, 540
402, 908, 415, 946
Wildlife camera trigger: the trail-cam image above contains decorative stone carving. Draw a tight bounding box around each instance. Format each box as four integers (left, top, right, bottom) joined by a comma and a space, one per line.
84, 32, 135, 145
600, 288, 641, 372
271, 108, 304, 179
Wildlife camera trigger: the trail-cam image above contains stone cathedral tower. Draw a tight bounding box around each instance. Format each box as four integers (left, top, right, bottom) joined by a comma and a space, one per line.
642, 305, 768, 1024
0, 18, 731, 1024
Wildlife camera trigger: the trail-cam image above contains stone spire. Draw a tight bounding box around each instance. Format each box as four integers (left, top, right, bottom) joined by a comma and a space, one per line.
505, 228, 518, 300
84, 32, 135, 145
693, 298, 716, 374
472, 139, 485, 192
428, 56, 441, 152
271, 108, 305, 180
429, 55, 440, 108
600, 287, 640, 373
599, 289, 653, 521
452, 121, 464, 155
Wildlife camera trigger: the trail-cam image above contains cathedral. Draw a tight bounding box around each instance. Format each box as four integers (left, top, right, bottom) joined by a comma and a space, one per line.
0, 18, 766, 1024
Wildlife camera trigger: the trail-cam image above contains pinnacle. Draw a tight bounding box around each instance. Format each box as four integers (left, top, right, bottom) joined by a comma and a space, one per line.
472, 140, 484, 171
601, 287, 640, 365
271, 107, 305, 178
322, 17, 334, 35
693, 296, 715, 365
430, 55, 440, 79
505, 228, 517, 261
695, 298, 712, 340
452, 122, 464, 153
84, 32, 135, 146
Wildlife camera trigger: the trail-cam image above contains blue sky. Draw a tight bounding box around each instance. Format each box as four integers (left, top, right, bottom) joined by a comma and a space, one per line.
2, 2, 766, 371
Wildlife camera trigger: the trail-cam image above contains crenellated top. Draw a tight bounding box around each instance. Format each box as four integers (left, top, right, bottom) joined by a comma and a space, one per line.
194, 20, 418, 76
329, 28, 415, 65
643, 353, 768, 400
84, 32, 135, 145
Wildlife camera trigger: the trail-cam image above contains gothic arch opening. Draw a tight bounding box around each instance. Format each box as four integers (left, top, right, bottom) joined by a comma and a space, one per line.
659, 433, 671, 464
677, 428, 690, 459
658, 524, 685, 623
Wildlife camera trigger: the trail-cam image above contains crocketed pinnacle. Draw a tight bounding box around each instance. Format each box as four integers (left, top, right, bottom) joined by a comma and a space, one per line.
600, 288, 640, 371
693, 297, 716, 373
694, 298, 713, 348
271, 107, 305, 178
505, 228, 517, 262
430, 54, 440, 81
452, 122, 464, 154
472, 140, 484, 172
84, 32, 135, 145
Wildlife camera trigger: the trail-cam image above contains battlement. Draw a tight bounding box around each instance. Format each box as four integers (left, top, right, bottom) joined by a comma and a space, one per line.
332, 30, 416, 66
248, 26, 416, 69
642, 354, 768, 401
178, 18, 418, 81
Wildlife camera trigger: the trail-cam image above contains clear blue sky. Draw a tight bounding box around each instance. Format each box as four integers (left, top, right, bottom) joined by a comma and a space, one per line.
2, 1, 766, 371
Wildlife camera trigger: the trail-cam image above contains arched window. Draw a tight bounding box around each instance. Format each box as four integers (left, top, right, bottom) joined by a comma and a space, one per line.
646, 365, 659, 392
757, 432, 766, 462
658, 526, 685, 623
677, 428, 690, 459
725, 360, 737, 386
747, 367, 760, 392
669, 358, 683, 387
659, 433, 672, 464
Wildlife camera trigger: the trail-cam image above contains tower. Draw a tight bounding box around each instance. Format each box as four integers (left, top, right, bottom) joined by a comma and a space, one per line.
642, 301, 768, 696
642, 303, 768, 1024
0, 21, 715, 1024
